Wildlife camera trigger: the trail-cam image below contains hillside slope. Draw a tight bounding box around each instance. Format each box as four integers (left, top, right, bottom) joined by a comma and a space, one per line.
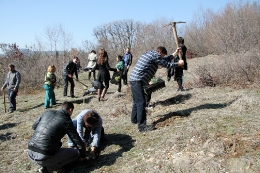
0, 56, 260, 173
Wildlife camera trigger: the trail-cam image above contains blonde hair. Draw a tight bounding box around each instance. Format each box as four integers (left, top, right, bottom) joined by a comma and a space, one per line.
47, 65, 56, 72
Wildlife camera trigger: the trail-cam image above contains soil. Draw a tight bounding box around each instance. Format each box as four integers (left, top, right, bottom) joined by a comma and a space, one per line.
0, 56, 260, 173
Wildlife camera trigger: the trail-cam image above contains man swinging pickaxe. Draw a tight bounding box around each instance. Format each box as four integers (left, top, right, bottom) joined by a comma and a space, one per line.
164, 21, 186, 60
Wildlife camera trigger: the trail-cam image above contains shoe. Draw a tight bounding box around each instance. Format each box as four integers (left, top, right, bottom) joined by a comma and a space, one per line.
38, 167, 49, 173
100, 97, 107, 101
8, 110, 14, 114
177, 88, 185, 92
139, 124, 155, 132
71, 95, 75, 98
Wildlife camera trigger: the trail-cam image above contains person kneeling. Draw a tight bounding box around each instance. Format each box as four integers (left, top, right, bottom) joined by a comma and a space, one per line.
68, 109, 105, 159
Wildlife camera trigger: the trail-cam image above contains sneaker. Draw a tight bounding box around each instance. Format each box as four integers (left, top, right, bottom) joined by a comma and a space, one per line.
38, 167, 49, 173
8, 110, 14, 114
139, 124, 155, 132
177, 88, 185, 92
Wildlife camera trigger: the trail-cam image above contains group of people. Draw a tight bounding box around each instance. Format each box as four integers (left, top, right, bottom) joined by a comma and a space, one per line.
27, 101, 104, 173
1, 37, 187, 172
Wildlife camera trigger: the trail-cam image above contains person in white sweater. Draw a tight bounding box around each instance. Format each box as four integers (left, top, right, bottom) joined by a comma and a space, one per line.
86, 50, 97, 80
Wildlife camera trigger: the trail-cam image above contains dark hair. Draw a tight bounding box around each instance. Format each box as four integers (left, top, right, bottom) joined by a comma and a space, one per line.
73, 56, 79, 60
61, 101, 74, 111
91, 50, 96, 54
157, 46, 167, 55
8, 64, 15, 68
117, 55, 123, 60
83, 110, 99, 126
178, 37, 184, 44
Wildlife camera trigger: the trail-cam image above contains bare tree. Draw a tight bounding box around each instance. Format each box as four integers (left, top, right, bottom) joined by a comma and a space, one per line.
93, 19, 139, 57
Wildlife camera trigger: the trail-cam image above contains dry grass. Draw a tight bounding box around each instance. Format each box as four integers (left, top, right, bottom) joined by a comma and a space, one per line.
0, 56, 260, 173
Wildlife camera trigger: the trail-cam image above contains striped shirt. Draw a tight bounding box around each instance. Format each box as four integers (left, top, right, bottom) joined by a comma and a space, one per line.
129, 50, 177, 85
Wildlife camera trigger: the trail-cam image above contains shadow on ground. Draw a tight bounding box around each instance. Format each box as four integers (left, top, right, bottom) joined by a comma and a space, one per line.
155, 93, 192, 106
153, 98, 239, 128
73, 133, 135, 172
70, 96, 95, 105
0, 132, 14, 141
0, 122, 17, 131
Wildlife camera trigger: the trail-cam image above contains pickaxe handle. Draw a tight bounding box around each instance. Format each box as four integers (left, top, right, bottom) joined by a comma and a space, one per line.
3, 90, 6, 113
171, 22, 182, 60
71, 76, 88, 88
167, 21, 186, 60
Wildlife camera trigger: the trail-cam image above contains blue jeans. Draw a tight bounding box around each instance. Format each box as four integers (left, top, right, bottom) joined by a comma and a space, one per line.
130, 81, 147, 130
67, 119, 93, 147
43, 84, 56, 108
8, 88, 18, 111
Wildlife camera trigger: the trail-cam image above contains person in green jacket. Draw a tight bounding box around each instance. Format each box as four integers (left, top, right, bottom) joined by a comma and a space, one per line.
114, 55, 125, 92
43, 65, 56, 109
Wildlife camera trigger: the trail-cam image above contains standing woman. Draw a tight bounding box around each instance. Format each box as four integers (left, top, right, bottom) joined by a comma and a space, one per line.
86, 50, 97, 80
90, 49, 113, 101
43, 65, 56, 109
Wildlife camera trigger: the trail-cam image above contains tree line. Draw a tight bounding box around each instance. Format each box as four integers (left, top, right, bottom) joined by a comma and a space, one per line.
0, 1, 259, 92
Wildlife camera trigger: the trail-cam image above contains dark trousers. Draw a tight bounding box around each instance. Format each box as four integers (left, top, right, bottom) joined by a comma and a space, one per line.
122, 67, 129, 85
130, 81, 147, 130
88, 70, 96, 80
177, 78, 183, 90
145, 93, 151, 107
8, 88, 18, 111
117, 72, 123, 92
63, 75, 75, 96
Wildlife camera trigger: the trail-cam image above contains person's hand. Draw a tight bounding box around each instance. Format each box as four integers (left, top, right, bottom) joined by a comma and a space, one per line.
178, 60, 184, 66
68, 74, 72, 78
173, 47, 181, 56
80, 157, 90, 162
13, 88, 17, 92
91, 146, 97, 152
149, 81, 153, 85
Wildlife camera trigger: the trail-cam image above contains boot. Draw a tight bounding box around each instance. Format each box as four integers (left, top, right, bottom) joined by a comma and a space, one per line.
100, 88, 107, 101
97, 89, 101, 101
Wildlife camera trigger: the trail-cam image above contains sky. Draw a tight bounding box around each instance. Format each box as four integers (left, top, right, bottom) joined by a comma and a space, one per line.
0, 0, 254, 49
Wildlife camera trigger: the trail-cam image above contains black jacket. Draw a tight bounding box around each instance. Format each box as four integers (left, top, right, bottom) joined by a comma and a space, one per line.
62, 60, 78, 79
28, 109, 86, 158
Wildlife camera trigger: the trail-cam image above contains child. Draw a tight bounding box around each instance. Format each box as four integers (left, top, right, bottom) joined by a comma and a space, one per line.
43, 65, 56, 109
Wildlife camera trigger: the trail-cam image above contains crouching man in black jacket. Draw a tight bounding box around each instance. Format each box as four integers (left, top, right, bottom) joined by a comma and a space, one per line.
28, 101, 87, 173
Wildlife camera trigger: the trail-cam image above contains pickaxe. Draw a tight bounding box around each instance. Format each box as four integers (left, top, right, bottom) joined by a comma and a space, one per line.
164, 21, 186, 60
2, 90, 6, 113
71, 76, 88, 88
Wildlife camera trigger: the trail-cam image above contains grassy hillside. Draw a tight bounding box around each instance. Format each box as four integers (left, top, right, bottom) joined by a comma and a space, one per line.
0, 56, 260, 173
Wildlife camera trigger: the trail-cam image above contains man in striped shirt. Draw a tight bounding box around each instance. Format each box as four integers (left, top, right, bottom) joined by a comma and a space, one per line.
129, 46, 184, 132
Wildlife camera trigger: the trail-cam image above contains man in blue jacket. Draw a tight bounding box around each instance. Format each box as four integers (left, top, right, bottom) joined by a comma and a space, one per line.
122, 47, 133, 85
